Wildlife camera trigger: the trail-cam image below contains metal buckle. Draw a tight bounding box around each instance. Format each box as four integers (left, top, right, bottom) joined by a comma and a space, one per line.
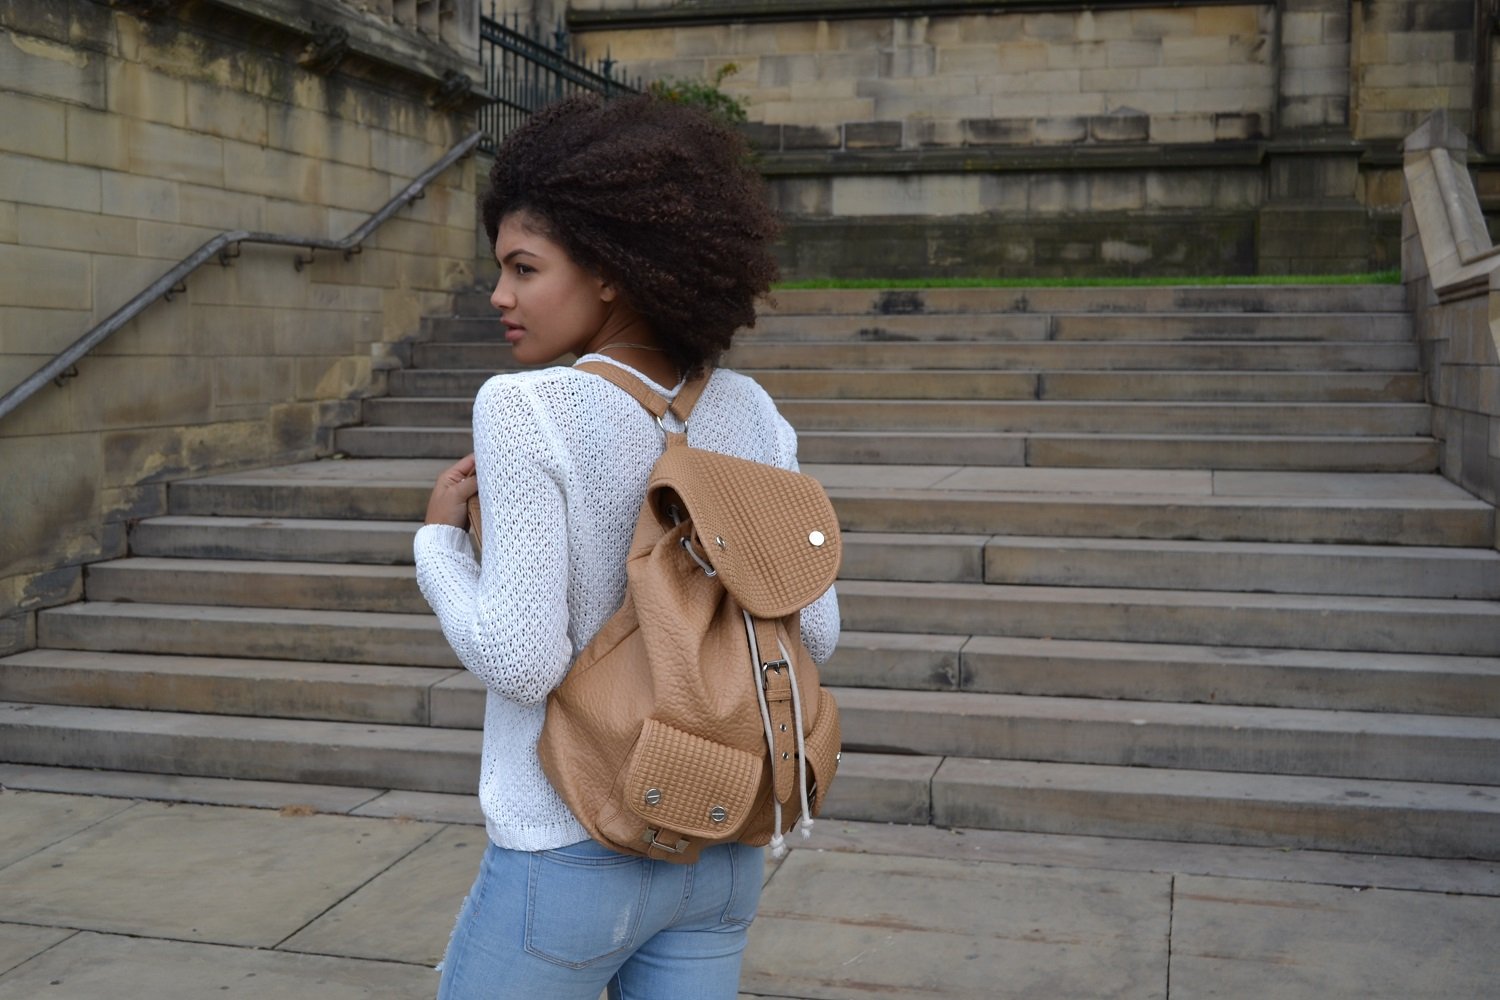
640, 828, 690, 854
760, 658, 788, 688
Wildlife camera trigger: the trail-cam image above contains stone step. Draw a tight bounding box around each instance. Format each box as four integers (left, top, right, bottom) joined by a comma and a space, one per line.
421, 311, 1412, 344
361, 397, 1432, 437
980, 535, 1500, 600
54, 567, 1500, 655
0, 649, 459, 726
131, 516, 419, 564
833, 688, 1500, 784
836, 580, 1500, 656
931, 758, 1500, 860
389, 368, 1427, 403
335, 426, 1440, 472
417, 340, 1420, 372
753, 285, 1411, 316
12, 630, 1497, 719
0, 701, 928, 825
166, 461, 1495, 546
866, 632, 1500, 717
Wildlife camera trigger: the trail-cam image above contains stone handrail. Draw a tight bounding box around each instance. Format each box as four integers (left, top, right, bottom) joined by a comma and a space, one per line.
1402, 110, 1500, 303
0, 129, 484, 424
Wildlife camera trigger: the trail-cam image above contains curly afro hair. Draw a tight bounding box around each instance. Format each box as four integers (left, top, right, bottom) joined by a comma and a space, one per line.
481, 94, 780, 377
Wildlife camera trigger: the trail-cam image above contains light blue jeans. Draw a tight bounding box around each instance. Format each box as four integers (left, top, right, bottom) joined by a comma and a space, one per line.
435, 837, 764, 1000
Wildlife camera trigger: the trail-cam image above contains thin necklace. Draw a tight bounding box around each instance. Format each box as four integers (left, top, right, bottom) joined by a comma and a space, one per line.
595, 342, 665, 355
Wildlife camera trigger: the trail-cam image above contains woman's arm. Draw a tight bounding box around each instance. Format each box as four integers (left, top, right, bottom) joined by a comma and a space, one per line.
414, 378, 573, 705
772, 408, 842, 664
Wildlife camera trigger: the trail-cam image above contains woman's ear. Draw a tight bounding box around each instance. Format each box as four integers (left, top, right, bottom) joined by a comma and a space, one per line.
599, 280, 618, 303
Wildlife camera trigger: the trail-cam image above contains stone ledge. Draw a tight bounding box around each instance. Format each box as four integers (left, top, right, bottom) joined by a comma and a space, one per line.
569, 0, 1255, 30
756, 142, 1266, 178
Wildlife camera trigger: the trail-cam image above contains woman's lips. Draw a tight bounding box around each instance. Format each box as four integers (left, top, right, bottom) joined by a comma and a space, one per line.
503, 323, 525, 344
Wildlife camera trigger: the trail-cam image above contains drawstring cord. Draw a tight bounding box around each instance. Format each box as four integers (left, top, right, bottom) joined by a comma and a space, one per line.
742, 610, 786, 858
778, 634, 815, 841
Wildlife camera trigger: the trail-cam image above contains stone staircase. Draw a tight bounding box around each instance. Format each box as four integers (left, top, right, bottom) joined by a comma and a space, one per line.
4, 284, 1500, 860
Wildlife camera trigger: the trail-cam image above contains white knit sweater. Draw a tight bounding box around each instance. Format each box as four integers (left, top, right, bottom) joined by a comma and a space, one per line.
413, 356, 841, 852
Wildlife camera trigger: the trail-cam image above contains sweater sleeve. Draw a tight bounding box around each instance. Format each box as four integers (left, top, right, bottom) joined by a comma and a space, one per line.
413, 377, 573, 705
771, 407, 842, 665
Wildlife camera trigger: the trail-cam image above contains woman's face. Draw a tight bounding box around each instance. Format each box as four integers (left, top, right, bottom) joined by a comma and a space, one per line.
489, 212, 617, 366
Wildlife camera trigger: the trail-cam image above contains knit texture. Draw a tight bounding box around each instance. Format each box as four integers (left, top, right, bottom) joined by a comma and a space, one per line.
413, 356, 841, 852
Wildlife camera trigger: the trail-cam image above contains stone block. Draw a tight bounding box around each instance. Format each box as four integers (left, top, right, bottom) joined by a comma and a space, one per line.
761, 98, 875, 126
0, 242, 91, 310
0, 27, 105, 107
265, 105, 370, 168
1160, 36, 1230, 66
1195, 5, 1267, 39
0, 432, 103, 579
1106, 39, 1161, 68
17, 205, 136, 255
1214, 112, 1265, 140
830, 174, 984, 218
1131, 8, 1197, 38
223, 141, 321, 202
1150, 113, 1216, 143
177, 183, 264, 232
738, 122, 781, 151
927, 15, 1021, 46
185, 80, 268, 145
1045, 39, 1109, 70
370, 129, 434, 178
907, 119, 963, 147
1090, 173, 1146, 211
1090, 112, 1148, 142
4, 92, 66, 160
0, 201, 16, 243
1029, 173, 1090, 214
758, 52, 817, 88
978, 174, 1028, 213
64, 104, 130, 170
880, 44, 936, 78
1081, 67, 1139, 91
295, 356, 372, 401
1146, 171, 1212, 209
964, 118, 1033, 146
0, 564, 81, 616
937, 45, 1002, 76
1047, 92, 1107, 117
0, 611, 36, 655
781, 124, 839, 150
102, 419, 273, 487
125, 120, 224, 186
90, 253, 177, 322
1035, 116, 1088, 144
100, 170, 177, 222
105, 58, 187, 126
0, 152, 101, 212
843, 121, 902, 149
767, 176, 832, 218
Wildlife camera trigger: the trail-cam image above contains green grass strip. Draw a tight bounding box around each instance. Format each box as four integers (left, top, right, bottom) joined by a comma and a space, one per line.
775, 269, 1401, 290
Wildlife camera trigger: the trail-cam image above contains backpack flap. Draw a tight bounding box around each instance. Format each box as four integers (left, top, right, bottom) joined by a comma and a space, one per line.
647, 446, 841, 618
623, 718, 765, 840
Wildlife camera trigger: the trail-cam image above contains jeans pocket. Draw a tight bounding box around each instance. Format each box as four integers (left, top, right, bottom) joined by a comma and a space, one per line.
720, 843, 765, 928
524, 841, 650, 969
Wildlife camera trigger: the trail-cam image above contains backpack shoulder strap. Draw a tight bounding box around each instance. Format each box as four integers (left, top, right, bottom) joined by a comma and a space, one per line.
575, 360, 710, 426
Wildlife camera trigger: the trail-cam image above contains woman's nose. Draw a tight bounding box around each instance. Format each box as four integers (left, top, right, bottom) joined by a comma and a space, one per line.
490, 276, 514, 311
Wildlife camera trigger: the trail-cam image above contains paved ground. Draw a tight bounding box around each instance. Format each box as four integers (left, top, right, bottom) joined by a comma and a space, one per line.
1, 765, 1498, 999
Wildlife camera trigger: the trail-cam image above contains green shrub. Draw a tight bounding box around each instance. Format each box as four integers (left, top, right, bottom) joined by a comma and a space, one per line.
646, 63, 747, 125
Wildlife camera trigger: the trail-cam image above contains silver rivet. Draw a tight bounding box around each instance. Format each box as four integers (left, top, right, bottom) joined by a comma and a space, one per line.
836, 752, 842, 762
779, 723, 787, 732
644, 788, 662, 806
808, 530, 825, 547
715, 535, 725, 549
709, 805, 727, 824
782, 752, 790, 760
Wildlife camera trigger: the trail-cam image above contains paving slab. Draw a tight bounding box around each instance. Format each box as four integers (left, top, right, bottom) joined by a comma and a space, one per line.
0, 801, 438, 947
281, 824, 481, 967
0, 932, 436, 1000
743, 850, 1170, 1000
0, 790, 133, 870
0, 764, 385, 814
350, 789, 484, 824
0, 923, 73, 977
1169, 874, 1500, 999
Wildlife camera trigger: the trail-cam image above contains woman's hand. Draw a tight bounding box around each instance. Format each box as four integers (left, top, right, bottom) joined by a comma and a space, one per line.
426, 453, 479, 528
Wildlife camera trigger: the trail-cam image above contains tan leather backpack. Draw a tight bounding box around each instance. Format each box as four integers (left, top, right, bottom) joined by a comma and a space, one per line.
469, 361, 842, 863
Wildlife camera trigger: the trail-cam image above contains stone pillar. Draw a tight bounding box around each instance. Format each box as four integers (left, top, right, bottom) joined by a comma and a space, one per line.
1258, 0, 1371, 273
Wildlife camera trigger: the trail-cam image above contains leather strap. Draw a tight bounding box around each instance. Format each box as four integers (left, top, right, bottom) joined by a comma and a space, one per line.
575, 360, 709, 426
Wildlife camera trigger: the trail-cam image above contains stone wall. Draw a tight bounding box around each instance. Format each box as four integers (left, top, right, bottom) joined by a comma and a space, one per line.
0, 0, 481, 653
564, 0, 1481, 278
1402, 110, 1500, 517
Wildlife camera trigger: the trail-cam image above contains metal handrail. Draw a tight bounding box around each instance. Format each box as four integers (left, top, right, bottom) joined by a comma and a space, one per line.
0, 129, 485, 423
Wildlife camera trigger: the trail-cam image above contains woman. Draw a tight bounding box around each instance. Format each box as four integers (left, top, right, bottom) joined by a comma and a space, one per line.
413, 94, 841, 1000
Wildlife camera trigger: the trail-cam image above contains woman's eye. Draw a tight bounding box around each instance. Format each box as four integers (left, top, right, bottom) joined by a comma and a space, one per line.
514, 263, 534, 276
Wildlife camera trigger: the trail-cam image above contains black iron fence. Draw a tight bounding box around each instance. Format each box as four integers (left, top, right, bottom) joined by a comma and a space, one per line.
477, 8, 640, 152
